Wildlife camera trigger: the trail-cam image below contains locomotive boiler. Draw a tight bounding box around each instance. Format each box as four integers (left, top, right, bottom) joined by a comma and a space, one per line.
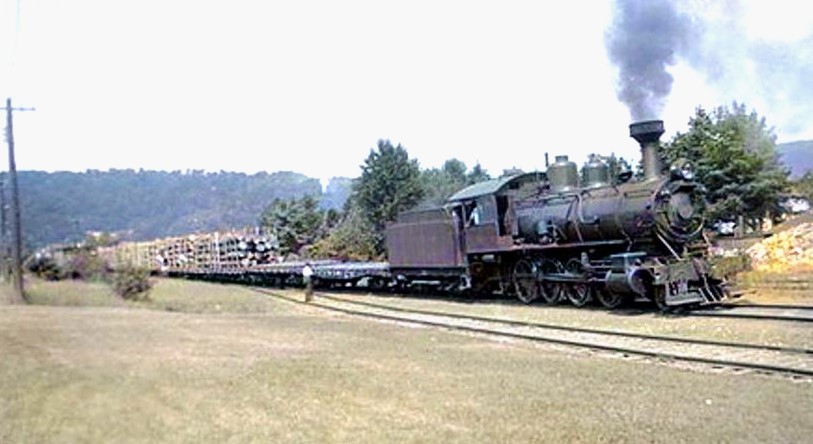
386, 120, 727, 309
515, 121, 704, 250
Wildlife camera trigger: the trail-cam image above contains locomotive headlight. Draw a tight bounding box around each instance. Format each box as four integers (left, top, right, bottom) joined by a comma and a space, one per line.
670, 159, 694, 181
681, 165, 694, 181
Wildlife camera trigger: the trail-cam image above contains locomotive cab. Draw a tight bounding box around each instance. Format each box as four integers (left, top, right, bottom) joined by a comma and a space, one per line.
447, 172, 542, 254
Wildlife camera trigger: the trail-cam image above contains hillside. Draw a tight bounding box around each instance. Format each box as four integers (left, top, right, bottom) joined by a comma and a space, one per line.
777, 140, 813, 179
17, 170, 350, 249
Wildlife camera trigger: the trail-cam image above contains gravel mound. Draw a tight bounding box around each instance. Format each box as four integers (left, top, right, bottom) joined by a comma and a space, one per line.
747, 222, 813, 271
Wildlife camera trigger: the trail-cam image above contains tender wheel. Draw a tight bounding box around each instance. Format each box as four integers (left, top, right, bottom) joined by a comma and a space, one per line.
368, 277, 387, 291
596, 288, 630, 309
564, 259, 593, 307
538, 259, 563, 305
512, 258, 540, 304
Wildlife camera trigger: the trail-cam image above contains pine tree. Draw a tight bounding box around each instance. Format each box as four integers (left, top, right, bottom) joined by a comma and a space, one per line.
353, 140, 424, 254
665, 103, 790, 230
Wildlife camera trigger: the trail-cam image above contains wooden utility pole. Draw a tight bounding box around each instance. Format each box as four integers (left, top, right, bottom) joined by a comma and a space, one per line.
4, 98, 33, 303
0, 173, 8, 282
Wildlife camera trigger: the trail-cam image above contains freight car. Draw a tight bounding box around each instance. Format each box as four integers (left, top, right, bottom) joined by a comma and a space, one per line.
101, 120, 727, 309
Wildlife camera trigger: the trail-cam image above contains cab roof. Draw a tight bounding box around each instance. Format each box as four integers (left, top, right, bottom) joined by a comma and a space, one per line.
447, 172, 544, 202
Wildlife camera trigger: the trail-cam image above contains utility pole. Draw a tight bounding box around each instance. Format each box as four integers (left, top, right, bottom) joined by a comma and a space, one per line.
0, 173, 8, 282
4, 98, 34, 304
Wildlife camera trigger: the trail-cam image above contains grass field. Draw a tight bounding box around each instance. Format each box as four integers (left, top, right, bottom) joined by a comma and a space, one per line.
734, 268, 813, 303
18, 277, 283, 313
1, 277, 812, 443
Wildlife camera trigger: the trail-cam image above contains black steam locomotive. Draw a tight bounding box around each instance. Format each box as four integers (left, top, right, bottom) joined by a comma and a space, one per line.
386, 120, 727, 308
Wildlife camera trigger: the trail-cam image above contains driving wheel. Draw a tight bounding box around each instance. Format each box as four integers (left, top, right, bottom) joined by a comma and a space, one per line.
564, 259, 593, 307
512, 258, 540, 304
538, 259, 563, 305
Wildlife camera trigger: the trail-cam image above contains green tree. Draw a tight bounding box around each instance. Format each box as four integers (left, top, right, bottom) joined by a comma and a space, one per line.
420, 160, 492, 208
354, 140, 424, 254
259, 195, 324, 257
112, 264, 153, 301
600, 154, 632, 184
466, 162, 491, 184
421, 159, 470, 207
309, 204, 378, 260
664, 103, 790, 229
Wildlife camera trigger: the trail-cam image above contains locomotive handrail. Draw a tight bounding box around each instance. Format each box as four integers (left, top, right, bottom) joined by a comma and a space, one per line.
656, 232, 682, 260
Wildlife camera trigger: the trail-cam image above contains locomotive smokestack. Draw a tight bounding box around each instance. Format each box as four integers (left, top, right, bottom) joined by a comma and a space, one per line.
629, 120, 664, 181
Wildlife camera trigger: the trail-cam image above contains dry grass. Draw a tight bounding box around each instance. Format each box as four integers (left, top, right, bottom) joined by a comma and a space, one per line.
1, 278, 811, 443
138, 278, 281, 314
733, 268, 813, 304
1, 276, 281, 313
24, 278, 123, 306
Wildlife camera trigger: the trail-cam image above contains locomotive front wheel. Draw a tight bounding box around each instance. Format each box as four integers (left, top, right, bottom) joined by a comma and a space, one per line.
653, 285, 670, 312
512, 259, 540, 304
564, 260, 593, 307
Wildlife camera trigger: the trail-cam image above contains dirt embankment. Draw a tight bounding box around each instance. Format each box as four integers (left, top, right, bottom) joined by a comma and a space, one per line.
746, 220, 813, 272
713, 213, 813, 303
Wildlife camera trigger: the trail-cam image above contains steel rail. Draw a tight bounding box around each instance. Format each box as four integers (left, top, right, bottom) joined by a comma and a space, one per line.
719, 302, 813, 311
686, 309, 813, 323
313, 292, 812, 355
252, 288, 813, 378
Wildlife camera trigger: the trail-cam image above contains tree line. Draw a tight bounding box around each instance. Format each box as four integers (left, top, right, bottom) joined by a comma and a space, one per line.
17, 169, 333, 249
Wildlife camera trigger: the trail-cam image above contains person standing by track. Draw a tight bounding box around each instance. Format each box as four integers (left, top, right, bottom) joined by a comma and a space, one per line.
302, 262, 314, 302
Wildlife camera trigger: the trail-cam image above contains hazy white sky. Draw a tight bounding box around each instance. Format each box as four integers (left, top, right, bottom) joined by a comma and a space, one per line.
1, 0, 811, 186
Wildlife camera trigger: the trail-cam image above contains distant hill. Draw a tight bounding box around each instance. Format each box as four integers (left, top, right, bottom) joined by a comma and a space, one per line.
17, 170, 350, 249
777, 140, 813, 179
322, 177, 353, 210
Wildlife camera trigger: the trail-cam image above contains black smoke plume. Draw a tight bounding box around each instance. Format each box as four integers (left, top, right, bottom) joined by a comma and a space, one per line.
606, 0, 813, 139
605, 0, 697, 121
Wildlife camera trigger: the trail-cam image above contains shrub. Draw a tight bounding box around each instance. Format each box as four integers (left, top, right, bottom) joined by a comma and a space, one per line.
112, 265, 153, 301
27, 255, 65, 281
65, 250, 110, 281
709, 253, 752, 280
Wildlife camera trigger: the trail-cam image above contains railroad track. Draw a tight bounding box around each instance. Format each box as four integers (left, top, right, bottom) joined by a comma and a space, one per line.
253, 288, 813, 379
302, 284, 813, 323
690, 303, 813, 323
722, 302, 813, 310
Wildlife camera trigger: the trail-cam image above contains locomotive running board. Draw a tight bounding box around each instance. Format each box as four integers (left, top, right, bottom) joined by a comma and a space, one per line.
510, 239, 628, 252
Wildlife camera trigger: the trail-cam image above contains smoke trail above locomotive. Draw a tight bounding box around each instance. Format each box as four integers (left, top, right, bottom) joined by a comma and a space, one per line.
605, 0, 697, 121
605, 0, 813, 139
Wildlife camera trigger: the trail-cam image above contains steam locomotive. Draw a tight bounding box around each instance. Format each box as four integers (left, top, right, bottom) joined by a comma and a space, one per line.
101, 120, 727, 309
386, 120, 726, 308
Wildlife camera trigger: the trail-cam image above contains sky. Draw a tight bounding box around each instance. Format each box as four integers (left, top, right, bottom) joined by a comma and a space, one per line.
1, 0, 811, 187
